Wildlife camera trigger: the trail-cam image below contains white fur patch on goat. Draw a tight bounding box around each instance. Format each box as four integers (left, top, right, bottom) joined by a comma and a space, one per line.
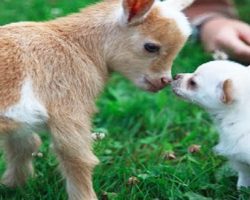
3, 80, 48, 124
155, 2, 192, 37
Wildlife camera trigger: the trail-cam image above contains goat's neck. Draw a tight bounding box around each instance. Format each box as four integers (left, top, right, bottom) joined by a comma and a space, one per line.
48, 3, 119, 82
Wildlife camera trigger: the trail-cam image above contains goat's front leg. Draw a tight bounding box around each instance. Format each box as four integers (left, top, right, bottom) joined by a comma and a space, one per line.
49, 116, 99, 200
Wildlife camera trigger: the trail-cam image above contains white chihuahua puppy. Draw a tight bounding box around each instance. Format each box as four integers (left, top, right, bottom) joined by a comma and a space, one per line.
172, 60, 250, 188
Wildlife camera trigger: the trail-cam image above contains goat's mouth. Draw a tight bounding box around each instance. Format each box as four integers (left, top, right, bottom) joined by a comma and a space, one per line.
143, 77, 170, 92
144, 78, 163, 92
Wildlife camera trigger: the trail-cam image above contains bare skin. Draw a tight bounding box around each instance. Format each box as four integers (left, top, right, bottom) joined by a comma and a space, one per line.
201, 17, 250, 63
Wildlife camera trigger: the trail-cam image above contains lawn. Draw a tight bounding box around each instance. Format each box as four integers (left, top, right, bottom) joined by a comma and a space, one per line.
0, 0, 250, 199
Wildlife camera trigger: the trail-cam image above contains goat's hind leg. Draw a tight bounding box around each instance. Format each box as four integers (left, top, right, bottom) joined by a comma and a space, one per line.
1, 128, 41, 187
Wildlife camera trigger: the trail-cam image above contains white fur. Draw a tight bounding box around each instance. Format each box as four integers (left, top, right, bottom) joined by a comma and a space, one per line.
172, 60, 250, 188
117, 0, 192, 37
155, 1, 192, 37
2, 80, 48, 125
164, 0, 195, 11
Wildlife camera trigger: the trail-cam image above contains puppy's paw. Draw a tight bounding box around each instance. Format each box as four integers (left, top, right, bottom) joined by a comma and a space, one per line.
237, 177, 250, 189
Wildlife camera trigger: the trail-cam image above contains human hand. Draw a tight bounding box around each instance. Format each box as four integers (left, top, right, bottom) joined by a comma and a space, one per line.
201, 17, 250, 63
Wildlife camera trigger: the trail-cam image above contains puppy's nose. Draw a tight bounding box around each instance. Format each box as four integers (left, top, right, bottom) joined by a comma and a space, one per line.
174, 74, 183, 80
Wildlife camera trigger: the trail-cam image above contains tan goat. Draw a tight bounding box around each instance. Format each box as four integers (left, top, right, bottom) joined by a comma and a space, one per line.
0, 0, 193, 199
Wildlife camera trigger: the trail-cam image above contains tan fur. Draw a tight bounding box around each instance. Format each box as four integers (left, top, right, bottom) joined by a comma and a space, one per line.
140, 8, 186, 72
2, 132, 41, 187
0, 35, 25, 109
0, 118, 20, 134
0, 0, 190, 199
222, 79, 234, 104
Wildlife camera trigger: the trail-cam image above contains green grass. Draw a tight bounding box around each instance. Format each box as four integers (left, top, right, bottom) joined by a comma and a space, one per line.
0, 0, 250, 199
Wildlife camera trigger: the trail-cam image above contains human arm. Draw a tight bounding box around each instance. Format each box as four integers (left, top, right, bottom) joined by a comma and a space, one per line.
185, 0, 250, 63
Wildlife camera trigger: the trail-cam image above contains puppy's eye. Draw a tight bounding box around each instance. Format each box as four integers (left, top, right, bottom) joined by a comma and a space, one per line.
144, 43, 161, 53
188, 78, 197, 89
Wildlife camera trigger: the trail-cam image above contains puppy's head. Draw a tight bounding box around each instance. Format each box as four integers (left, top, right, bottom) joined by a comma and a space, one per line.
172, 61, 249, 111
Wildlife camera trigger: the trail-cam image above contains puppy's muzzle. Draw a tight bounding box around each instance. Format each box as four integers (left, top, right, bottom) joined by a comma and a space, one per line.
173, 74, 183, 80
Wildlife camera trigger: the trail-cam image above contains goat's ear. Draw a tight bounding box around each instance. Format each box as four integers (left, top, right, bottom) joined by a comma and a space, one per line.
164, 0, 195, 11
122, 0, 155, 25
221, 79, 234, 105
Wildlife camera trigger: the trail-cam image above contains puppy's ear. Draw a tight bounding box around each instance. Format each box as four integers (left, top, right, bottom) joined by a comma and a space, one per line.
221, 79, 234, 105
164, 0, 195, 11
121, 0, 155, 25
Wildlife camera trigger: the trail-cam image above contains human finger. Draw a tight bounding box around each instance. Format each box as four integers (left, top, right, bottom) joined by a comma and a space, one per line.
238, 25, 250, 46
219, 35, 250, 63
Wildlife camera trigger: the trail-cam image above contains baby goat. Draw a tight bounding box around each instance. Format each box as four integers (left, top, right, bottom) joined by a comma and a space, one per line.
0, 0, 193, 199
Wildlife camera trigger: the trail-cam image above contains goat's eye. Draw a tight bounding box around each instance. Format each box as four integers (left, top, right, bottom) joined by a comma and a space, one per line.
188, 78, 197, 89
144, 43, 160, 53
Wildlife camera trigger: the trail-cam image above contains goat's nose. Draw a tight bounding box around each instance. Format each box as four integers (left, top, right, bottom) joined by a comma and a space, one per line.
147, 76, 172, 92
174, 74, 183, 80
161, 77, 171, 85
